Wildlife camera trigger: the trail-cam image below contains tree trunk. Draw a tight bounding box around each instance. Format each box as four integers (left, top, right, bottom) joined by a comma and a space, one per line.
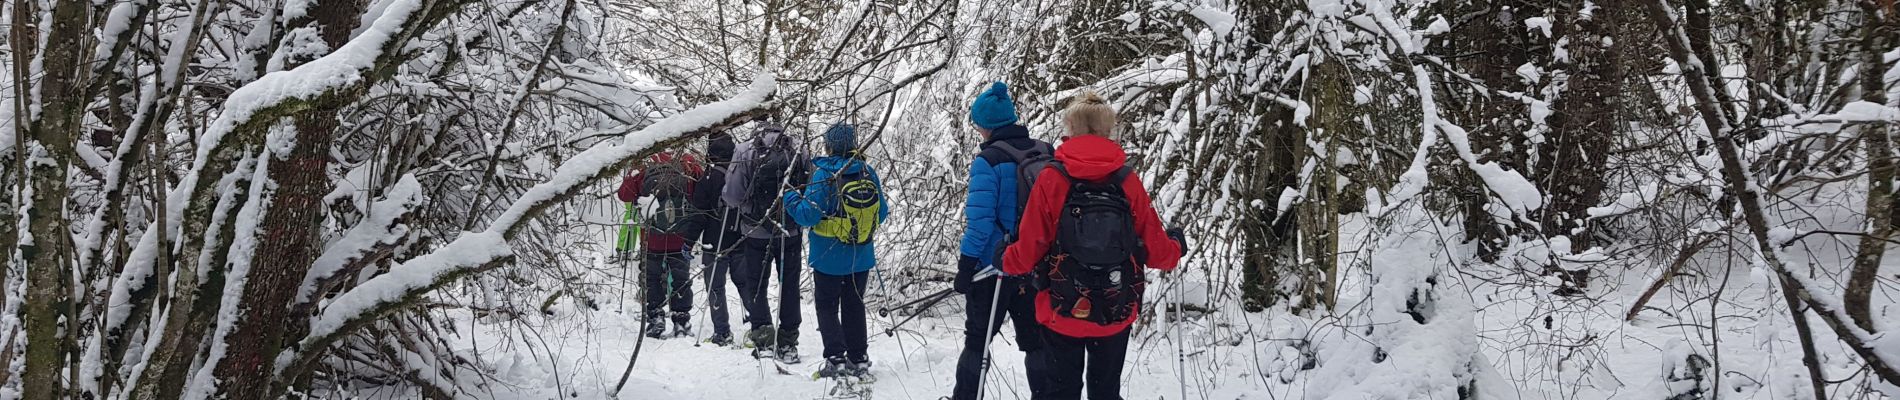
211, 114, 339, 399
1536, 0, 1626, 291
20, 0, 92, 397
1298, 57, 1354, 311
1844, 2, 1896, 333
210, 1, 363, 397
1447, 0, 1540, 262
1241, 99, 1302, 312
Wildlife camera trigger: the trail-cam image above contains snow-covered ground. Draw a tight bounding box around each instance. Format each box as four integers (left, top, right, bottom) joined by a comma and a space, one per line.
325, 210, 1896, 400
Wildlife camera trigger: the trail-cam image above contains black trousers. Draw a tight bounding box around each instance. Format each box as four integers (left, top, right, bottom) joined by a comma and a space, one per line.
1036, 327, 1130, 400
812, 271, 869, 362
702, 243, 741, 337
731, 235, 803, 338
642, 251, 693, 324
952, 276, 1046, 400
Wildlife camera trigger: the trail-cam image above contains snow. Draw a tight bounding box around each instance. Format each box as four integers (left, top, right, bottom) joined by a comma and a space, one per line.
1586, 183, 1658, 218
1515, 62, 1541, 84
183, 149, 274, 400
1523, 17, 1552, 38
300, 231, 514, 350
489, 73, 775, 232
296, 73, 774, 366
1815, 100, 1900, 122
191, 0, 423, 173
1189, 5, 1235, 37
298, 174, 426, 303
92, 1, 142, 64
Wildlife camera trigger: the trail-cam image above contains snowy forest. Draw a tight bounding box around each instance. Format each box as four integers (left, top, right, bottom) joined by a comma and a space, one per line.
1, 0, 1897, 398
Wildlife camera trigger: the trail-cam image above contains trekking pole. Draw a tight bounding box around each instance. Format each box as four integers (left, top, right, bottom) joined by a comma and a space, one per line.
618, 201, 636, 313
973, 275, 1006, 400
1169, 270, 1188, 400
880, 288, 957, 336
614, 215, 651, 396
878, 287, 954, 317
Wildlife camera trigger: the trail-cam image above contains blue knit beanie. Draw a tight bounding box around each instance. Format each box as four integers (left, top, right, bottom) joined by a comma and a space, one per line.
824, 123, 857, 156
969, 81, 1019, 130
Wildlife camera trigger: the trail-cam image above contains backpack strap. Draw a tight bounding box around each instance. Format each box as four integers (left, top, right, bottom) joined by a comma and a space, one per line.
1048, 163, 1131, 186
986, 139, 1050, 165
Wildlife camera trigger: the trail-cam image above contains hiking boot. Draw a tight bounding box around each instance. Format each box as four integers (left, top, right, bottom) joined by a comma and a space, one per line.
848, 359, 873, 379
816, 357, 852, 378
774, 330, 801, 364
671, 323, 693, 338
745, 326, 777, 348
775, 346, 802, 364
643, 322, 667, 339
707, 331, 733, 346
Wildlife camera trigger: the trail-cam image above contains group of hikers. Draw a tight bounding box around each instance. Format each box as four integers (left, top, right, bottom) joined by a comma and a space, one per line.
615, 81, 1185, 400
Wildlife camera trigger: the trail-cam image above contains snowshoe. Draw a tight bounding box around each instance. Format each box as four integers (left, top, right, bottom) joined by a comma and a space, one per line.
746, 326, 777, 349
671, 323, 693, 338
775, 346, 802, 364
814, 357, 852, 379
707, 332, 734, 346
643, 321, 668, 339
848, 360, 874, 382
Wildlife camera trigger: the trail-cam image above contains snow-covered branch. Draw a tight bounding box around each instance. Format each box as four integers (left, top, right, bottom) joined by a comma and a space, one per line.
284, 74, 777, 377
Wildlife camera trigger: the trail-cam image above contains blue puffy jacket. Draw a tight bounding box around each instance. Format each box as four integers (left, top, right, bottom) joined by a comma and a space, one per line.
958, 124, 1046, 271
784, 156, 889, 275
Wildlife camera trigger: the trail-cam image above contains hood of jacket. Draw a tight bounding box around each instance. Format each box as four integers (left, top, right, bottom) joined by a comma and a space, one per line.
1053, 135, 1128, 180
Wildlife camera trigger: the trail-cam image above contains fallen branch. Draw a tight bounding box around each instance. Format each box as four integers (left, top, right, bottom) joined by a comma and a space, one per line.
1625, 235, 1717, 321
280, 75, 778, 382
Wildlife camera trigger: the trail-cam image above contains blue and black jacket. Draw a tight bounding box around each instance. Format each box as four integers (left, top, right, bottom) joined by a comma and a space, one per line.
784, 156, 890, 275
958, 124, 1045, 272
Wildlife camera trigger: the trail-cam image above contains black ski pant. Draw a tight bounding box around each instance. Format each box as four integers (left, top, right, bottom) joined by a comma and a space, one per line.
642, 251, 693, 325
952, 275, 1046, 400
1036, 327, 1130, 400
731, 235, 803, 341
702, 243, 741, 338
813, 270, 869, 362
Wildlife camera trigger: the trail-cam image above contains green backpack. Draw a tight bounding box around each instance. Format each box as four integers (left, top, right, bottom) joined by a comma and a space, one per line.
814, 168, 882, 245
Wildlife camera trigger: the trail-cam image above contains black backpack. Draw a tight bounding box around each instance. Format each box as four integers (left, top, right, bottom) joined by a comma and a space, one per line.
641, 157, 695, 235
1036, 163, 1145, 326
742, 134, 796, 230
987, 139, 1055, 216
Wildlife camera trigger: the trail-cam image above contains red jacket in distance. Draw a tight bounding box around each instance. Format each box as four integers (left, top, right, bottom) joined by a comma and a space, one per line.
1001, 135, 1182, 338
618, 152, 703, 253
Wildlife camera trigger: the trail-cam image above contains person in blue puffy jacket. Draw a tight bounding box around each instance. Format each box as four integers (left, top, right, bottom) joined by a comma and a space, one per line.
783, 123, 889, 379
950, 81, 1051, 400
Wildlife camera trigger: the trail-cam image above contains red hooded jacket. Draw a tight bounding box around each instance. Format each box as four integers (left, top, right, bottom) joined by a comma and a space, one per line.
618, 152, 703, 253
1002, 135, 1182, 338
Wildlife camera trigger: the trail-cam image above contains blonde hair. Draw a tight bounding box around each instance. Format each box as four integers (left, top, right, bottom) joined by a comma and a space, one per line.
1062, 91, 1118, 139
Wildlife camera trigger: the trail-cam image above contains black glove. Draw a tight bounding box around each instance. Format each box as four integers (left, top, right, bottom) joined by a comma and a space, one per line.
1166, 228, 1187, 254
954, 256, 980, 294
790, 162, 813, 186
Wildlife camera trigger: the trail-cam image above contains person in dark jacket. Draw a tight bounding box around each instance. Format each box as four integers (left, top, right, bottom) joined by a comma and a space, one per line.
723, 121, 811, 362
784, 123, 889, 379
618, 151, 706, 339
1002, 91, 1183, 400
694, 132, 744, 346
951, 81, 1051, 400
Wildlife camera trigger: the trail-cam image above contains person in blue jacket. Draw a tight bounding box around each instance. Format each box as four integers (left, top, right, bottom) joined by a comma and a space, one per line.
951, 81, 1051, 400
784, 122, 889, 379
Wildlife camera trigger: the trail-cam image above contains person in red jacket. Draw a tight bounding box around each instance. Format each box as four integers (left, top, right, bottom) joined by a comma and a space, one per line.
1001, 91, 1183, 400
619, 151, 705, 339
